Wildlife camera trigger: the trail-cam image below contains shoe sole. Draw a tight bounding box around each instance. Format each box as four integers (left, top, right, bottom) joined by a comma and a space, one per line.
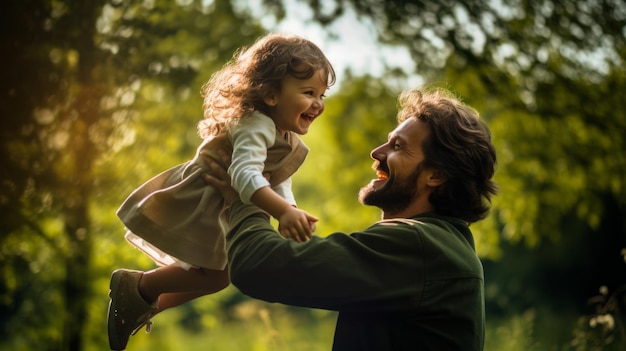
107, 270, 125, 350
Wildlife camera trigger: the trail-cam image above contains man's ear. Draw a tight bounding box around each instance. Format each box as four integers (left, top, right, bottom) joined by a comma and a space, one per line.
426, 169, 447, 187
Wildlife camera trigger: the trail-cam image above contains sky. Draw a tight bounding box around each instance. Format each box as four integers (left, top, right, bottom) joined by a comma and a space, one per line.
234, 0, 423, 92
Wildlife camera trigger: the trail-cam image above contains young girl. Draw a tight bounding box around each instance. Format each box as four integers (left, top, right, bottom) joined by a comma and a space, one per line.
107, 33, 335, 350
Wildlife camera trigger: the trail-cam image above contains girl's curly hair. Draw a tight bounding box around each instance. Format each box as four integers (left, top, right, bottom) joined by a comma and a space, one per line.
198, 33, 336, 138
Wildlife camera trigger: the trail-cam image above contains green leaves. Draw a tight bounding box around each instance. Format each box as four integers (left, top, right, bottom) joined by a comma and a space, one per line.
3, 0, 626, 349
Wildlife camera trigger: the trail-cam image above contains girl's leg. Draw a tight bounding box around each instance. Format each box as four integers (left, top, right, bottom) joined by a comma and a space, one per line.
154, 292, 207, 311
108, 266, 228, 350
138, 265, 229, 310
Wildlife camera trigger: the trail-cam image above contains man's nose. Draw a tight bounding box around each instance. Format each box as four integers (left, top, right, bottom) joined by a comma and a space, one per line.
370, 144, 386, 160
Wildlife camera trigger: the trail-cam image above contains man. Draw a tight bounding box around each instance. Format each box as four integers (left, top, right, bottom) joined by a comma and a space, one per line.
205, 87, 498, 351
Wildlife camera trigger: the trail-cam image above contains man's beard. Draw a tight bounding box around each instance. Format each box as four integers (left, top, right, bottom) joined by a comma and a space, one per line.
359, 165, 423, 215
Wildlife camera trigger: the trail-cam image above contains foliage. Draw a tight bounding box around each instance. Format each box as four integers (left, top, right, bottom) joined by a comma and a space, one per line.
2, 0, 626, 350
291, 1, 626, 349
293, 0, 626, 80
570, 286, 626, 351
1, 1, 109, 349
284, 0, 626, 249
1, 0, 265, 349
81, 292, 337, 351
570, 250, 626, 351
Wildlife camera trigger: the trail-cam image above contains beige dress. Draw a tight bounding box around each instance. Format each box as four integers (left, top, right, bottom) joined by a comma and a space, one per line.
116, 112, 308, 270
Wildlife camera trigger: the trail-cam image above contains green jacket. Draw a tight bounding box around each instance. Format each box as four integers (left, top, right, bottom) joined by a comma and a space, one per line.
226, 200, 485, 351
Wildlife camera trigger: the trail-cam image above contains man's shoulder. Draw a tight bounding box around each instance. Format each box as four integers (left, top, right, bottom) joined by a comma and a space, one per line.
375, 214, 462, 228
376, 218, 425, 227
369, 218, 431, 237
373, 215, 469, 238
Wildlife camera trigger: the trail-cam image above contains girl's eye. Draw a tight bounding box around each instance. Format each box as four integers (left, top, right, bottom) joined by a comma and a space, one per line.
305, 91, 325, 99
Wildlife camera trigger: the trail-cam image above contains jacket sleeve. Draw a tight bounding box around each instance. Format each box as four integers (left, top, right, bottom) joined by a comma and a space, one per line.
225, 198, 426, 312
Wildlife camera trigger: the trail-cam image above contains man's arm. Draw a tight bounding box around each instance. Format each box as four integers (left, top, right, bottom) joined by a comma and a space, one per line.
225, 198, 425, 312
204, 151, 424, 312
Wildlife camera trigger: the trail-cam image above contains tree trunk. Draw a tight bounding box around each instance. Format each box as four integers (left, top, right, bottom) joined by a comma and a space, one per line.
58, 1, 105, 349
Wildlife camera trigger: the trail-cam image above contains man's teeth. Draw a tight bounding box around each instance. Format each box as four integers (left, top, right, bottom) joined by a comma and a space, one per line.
376, 170, 389, 180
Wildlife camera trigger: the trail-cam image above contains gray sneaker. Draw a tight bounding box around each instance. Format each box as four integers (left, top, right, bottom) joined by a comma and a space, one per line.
107, 269, 157, 350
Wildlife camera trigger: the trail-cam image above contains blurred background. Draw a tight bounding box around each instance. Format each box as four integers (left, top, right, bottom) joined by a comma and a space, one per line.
1, 0, 625, 350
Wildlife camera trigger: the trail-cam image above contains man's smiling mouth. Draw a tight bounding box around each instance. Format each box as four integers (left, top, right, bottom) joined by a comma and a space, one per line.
376, 170, 389, 180
372, 160, 389, 180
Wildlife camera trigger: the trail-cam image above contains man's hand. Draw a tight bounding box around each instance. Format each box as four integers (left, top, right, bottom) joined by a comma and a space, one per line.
201, 149, 238, 205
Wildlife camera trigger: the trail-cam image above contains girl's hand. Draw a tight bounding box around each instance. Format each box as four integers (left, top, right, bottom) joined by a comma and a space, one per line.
277, 207, 318, 242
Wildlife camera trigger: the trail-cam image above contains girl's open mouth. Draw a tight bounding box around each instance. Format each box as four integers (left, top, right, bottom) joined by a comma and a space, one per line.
301, 113, 315, 123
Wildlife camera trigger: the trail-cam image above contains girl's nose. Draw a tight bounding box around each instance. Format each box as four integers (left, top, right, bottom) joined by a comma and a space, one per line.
312, 99, 324, 111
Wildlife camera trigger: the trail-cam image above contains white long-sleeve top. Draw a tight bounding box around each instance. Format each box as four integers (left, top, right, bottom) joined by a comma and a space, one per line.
228, 112, 296, 206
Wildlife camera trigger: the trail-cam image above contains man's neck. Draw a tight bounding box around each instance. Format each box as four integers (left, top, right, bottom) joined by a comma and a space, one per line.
381, 202, 434, 220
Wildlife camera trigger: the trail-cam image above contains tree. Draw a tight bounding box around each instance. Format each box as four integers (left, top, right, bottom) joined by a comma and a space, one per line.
262, 1, 626, 348
265, 0, 626, 248
0, 0, 265, 349
3, 0, 626, 349
1, 2, 109, 349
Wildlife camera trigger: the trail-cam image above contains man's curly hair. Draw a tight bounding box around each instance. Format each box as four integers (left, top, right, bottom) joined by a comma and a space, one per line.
398, 87, 498, 223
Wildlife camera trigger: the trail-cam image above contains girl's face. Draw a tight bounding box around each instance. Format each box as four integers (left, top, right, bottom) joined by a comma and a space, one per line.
264, 69, 327, 136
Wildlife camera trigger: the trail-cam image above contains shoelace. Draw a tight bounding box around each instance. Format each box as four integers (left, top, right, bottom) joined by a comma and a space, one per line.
131, 309, 156, 335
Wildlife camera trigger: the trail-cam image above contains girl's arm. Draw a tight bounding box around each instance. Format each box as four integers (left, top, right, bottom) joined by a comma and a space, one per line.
228, 114, 274, 203
229, 113, 316, 241
250, 186, 317, 242
272, 177, 295, 205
